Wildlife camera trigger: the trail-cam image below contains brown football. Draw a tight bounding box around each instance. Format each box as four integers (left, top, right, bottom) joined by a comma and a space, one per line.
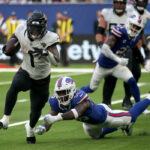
5, 38, 20, 56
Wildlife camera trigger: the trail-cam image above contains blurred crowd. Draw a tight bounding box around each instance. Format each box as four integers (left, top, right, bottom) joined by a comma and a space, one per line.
0, 0, 113, 4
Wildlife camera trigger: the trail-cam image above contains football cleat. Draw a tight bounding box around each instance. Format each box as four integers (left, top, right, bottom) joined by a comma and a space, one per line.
0, 115, 10, 130
123, 123, 133, 136
26, 137, 36, 144
25, 122, 36, 144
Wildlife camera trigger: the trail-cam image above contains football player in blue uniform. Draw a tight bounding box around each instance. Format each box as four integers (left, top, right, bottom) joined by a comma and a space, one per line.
35, 76, 150, 139
81, 14, 145, 104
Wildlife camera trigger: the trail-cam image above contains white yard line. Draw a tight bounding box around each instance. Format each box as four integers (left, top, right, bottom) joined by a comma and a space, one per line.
0, 68, 148, 73
0, 72, 89, 86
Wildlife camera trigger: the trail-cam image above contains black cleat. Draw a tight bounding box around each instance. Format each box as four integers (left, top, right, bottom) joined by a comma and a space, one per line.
0, 122, 3, 129
26, 136, 36, 144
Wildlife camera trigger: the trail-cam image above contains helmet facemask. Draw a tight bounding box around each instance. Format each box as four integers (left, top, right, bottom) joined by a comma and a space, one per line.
134, 0, 148, 14
126, 15, 143, 38
54, 77, 76, 107
27, 11, 47, 40
113, 0, 126, 15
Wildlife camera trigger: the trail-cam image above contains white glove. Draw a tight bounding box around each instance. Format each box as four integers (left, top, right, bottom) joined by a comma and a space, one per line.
44, 113, 63, 126
34, 125, 46, 135
119, 58, 129, 66
144, 60, 150, 73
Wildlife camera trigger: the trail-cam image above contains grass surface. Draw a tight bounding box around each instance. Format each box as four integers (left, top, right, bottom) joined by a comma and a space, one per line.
0, 64, 150, 150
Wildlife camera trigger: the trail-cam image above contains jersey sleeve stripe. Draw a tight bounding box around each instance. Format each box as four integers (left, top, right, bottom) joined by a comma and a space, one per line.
77, 94, 88, 104
113, 28, 122, 35
111, 30, 121, 37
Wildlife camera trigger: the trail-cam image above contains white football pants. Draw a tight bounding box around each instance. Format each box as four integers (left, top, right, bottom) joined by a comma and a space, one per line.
82, 104, 131, 139
89, 63, 133, 91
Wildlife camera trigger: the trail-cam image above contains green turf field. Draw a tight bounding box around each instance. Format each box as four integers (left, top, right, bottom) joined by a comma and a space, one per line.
0, 64, 150, 150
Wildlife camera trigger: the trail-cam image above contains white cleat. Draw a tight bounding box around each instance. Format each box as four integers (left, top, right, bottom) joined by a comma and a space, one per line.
25, 121, 35, 137
25, 121, 36, 144
0, 115, 10, 130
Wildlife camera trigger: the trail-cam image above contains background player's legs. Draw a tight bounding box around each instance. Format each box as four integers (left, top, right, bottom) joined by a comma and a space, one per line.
123, 52, 141, 109
81, 63, 109, 93
102, 75, 117, 107
112, 65, 140, 103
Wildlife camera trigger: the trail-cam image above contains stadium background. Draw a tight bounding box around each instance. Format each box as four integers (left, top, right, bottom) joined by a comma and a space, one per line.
0, 3, 150, 63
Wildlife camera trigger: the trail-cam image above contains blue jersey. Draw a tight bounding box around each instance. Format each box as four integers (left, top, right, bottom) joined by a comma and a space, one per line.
49, 89, 107, 124
98, 25, 140, 68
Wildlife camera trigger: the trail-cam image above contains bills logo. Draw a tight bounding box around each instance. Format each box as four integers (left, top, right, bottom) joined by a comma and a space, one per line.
130, 15, 136, 18
66, 78, 74, 84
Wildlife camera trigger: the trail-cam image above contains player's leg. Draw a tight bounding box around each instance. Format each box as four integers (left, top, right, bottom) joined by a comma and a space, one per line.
102, 75, 117, 107
112, 65, 140, 103
129, 96, 150, 122
0, 68, 31, 129
25, 75, 50, 144
82, 122, 103, 139
123, 54, 141, 110
122, 51, 133, 110
81, 63, 108, 93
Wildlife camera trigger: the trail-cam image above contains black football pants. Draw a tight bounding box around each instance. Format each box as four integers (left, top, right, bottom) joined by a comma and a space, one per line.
4, 68, 50, 128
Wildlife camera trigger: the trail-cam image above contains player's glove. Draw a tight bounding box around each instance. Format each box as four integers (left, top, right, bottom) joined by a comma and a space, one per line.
44, 114, 63, 125
119, 58, 129, 66
34, 125, 46, 135
144, 59, 150, 73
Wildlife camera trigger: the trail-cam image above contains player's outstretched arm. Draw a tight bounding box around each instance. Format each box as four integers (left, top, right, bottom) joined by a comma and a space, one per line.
35, 109, 58, 135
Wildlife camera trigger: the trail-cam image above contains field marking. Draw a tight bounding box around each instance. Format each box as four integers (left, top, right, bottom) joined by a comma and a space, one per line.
18, 99, 28, 103
0, 72, 89, 86
8, 93, 150, 128
0, 68, 148, 73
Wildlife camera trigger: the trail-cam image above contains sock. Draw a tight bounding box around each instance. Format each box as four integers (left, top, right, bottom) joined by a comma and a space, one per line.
129, 98, 150, 122
127, 77, 140, 103
80, 85, 94, 93
99, 127, 118, 138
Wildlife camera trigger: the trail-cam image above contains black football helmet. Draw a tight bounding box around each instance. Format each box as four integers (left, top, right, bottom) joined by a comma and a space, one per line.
113, 0, 127, 15
134, 0, 148, 14
27, 10, 47, 40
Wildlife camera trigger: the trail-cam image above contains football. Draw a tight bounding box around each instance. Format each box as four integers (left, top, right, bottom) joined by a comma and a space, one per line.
4, 38, 20, 56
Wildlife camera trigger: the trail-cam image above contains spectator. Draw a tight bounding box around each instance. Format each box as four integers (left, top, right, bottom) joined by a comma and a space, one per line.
1, 11, 21, 66
0, 12, 6, 44
57, 11, 74, 66
51, 12, 63, 33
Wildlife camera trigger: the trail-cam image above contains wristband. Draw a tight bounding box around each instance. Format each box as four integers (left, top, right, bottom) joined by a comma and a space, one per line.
71, 109, 79, 119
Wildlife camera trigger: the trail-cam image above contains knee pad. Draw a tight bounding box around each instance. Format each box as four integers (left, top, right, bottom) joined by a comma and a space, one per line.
82, 123, 102, 139
127, 77, 136, 86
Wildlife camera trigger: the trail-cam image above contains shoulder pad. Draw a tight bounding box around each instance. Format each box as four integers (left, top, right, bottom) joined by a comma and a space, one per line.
111, 25, 123, 38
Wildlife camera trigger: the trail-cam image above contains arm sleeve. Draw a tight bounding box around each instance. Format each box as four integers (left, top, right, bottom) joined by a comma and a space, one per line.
101, 43, 121, 63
